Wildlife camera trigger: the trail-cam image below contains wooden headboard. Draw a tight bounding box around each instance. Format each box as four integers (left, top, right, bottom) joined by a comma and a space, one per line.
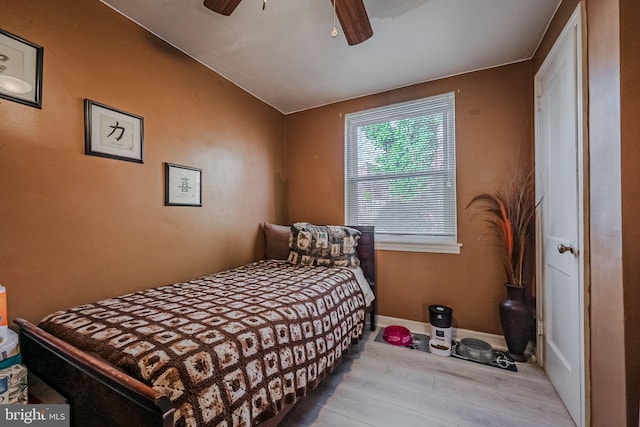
276, 224, 376, 330
274, 224, 375, 288
351, 225, 376, 286
350, 225, 376, 331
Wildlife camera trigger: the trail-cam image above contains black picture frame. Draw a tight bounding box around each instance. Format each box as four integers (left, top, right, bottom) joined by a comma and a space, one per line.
84, 99, 144, 163
165, 163, 202, 207
0, 28, 44, 109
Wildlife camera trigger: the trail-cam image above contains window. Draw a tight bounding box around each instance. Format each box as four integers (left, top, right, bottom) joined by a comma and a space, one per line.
344, 92, 461, 253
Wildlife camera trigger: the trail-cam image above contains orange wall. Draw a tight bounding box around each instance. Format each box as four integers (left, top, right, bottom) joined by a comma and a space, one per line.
0, 0, 285, 323
588, 0, 640, 424
586, 0, 628, 425
285, 62, 533, 335
620, 0, 640, 423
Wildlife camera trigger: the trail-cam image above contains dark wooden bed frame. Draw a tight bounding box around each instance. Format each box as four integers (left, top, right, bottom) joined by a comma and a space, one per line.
16, 225, 375, 427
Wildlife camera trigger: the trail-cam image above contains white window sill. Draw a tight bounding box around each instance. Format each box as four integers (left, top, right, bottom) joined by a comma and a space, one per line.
375, 238, 462, 254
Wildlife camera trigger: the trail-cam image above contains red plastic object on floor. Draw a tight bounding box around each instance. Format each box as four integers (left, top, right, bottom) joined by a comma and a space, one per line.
382, 325, 413, 346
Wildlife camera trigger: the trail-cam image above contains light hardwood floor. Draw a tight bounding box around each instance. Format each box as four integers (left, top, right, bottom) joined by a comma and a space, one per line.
279, 328, 575, 427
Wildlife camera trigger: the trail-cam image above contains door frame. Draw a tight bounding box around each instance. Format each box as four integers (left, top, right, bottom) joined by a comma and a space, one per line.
534, 3, 589, 426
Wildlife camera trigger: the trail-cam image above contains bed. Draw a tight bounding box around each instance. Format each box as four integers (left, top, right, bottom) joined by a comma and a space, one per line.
16, 224, 375, 427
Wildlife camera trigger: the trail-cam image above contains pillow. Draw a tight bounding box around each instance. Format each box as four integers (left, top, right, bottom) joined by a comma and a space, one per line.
263, 223, 291, 260
288, 222, 361, 267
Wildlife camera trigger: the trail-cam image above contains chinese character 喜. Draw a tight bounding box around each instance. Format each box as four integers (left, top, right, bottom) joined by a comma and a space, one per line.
179, 177, 192, 193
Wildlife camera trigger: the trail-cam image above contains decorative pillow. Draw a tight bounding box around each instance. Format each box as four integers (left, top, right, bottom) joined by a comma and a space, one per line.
288, 222, 361, 267
263, 223, 291, 260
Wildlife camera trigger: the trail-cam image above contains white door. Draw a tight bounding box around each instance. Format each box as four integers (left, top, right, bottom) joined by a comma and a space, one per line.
534, 5, 584, 427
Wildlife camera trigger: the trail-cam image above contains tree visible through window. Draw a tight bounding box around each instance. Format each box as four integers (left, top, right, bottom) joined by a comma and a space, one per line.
345, 92, 458, 252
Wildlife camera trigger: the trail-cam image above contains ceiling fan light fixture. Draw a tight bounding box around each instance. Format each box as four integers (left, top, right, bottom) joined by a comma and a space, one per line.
203, 0, 242, 16
331, 0, 338, 38
332, 0, 373, 45
204, 0, 373, 45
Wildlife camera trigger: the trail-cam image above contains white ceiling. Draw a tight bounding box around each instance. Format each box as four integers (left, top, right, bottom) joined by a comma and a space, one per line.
101, 0, 561, 114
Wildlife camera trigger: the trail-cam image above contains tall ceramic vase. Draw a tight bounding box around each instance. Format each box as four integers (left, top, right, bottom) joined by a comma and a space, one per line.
498, 284, 533, 362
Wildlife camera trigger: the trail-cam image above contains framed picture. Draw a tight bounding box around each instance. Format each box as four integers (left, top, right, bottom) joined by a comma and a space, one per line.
84, 99, 144, 163
0, 28, 44, 108
165, 163, 202, 207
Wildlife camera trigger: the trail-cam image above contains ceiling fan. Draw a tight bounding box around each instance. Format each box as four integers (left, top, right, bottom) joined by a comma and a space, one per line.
202, 0, 374, 45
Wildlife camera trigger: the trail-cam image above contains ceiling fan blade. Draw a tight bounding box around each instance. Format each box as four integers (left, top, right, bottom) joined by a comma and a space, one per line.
203, 0, 242, 16
332, 0, 373, 45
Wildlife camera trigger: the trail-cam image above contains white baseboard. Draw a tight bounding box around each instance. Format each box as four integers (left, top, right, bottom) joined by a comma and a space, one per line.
375, 315, 508, 352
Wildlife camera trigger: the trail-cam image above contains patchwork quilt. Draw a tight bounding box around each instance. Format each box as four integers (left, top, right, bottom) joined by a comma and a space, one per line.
40, 260, 366, 426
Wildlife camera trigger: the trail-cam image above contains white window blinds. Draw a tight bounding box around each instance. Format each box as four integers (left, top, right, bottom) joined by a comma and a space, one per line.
345, 92, 458, 252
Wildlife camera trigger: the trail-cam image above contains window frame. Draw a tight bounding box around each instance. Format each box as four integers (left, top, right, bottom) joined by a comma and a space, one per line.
344, 92, 462, 254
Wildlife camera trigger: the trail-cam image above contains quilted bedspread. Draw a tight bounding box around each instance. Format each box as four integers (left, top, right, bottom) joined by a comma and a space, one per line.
39, 260, 367, 426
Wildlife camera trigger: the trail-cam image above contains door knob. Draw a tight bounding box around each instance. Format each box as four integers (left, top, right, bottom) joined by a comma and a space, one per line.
558, 244, 575, 255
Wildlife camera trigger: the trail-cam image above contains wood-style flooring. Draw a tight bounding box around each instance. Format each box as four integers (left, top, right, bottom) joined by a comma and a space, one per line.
279, 328, 575, 427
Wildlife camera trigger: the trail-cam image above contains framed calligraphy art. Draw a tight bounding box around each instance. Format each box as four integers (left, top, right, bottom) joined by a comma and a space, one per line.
0, 28, 44, 109
84, 99, 144, 163
165, 163, 202, 207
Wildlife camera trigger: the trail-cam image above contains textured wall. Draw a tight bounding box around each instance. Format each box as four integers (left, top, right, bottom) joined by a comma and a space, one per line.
620, 0, 640, 423
0, 0, 285, 323
586, 0, 627, 425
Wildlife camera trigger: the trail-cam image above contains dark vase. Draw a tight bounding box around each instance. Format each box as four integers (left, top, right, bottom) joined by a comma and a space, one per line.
499, 283, 533, 362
